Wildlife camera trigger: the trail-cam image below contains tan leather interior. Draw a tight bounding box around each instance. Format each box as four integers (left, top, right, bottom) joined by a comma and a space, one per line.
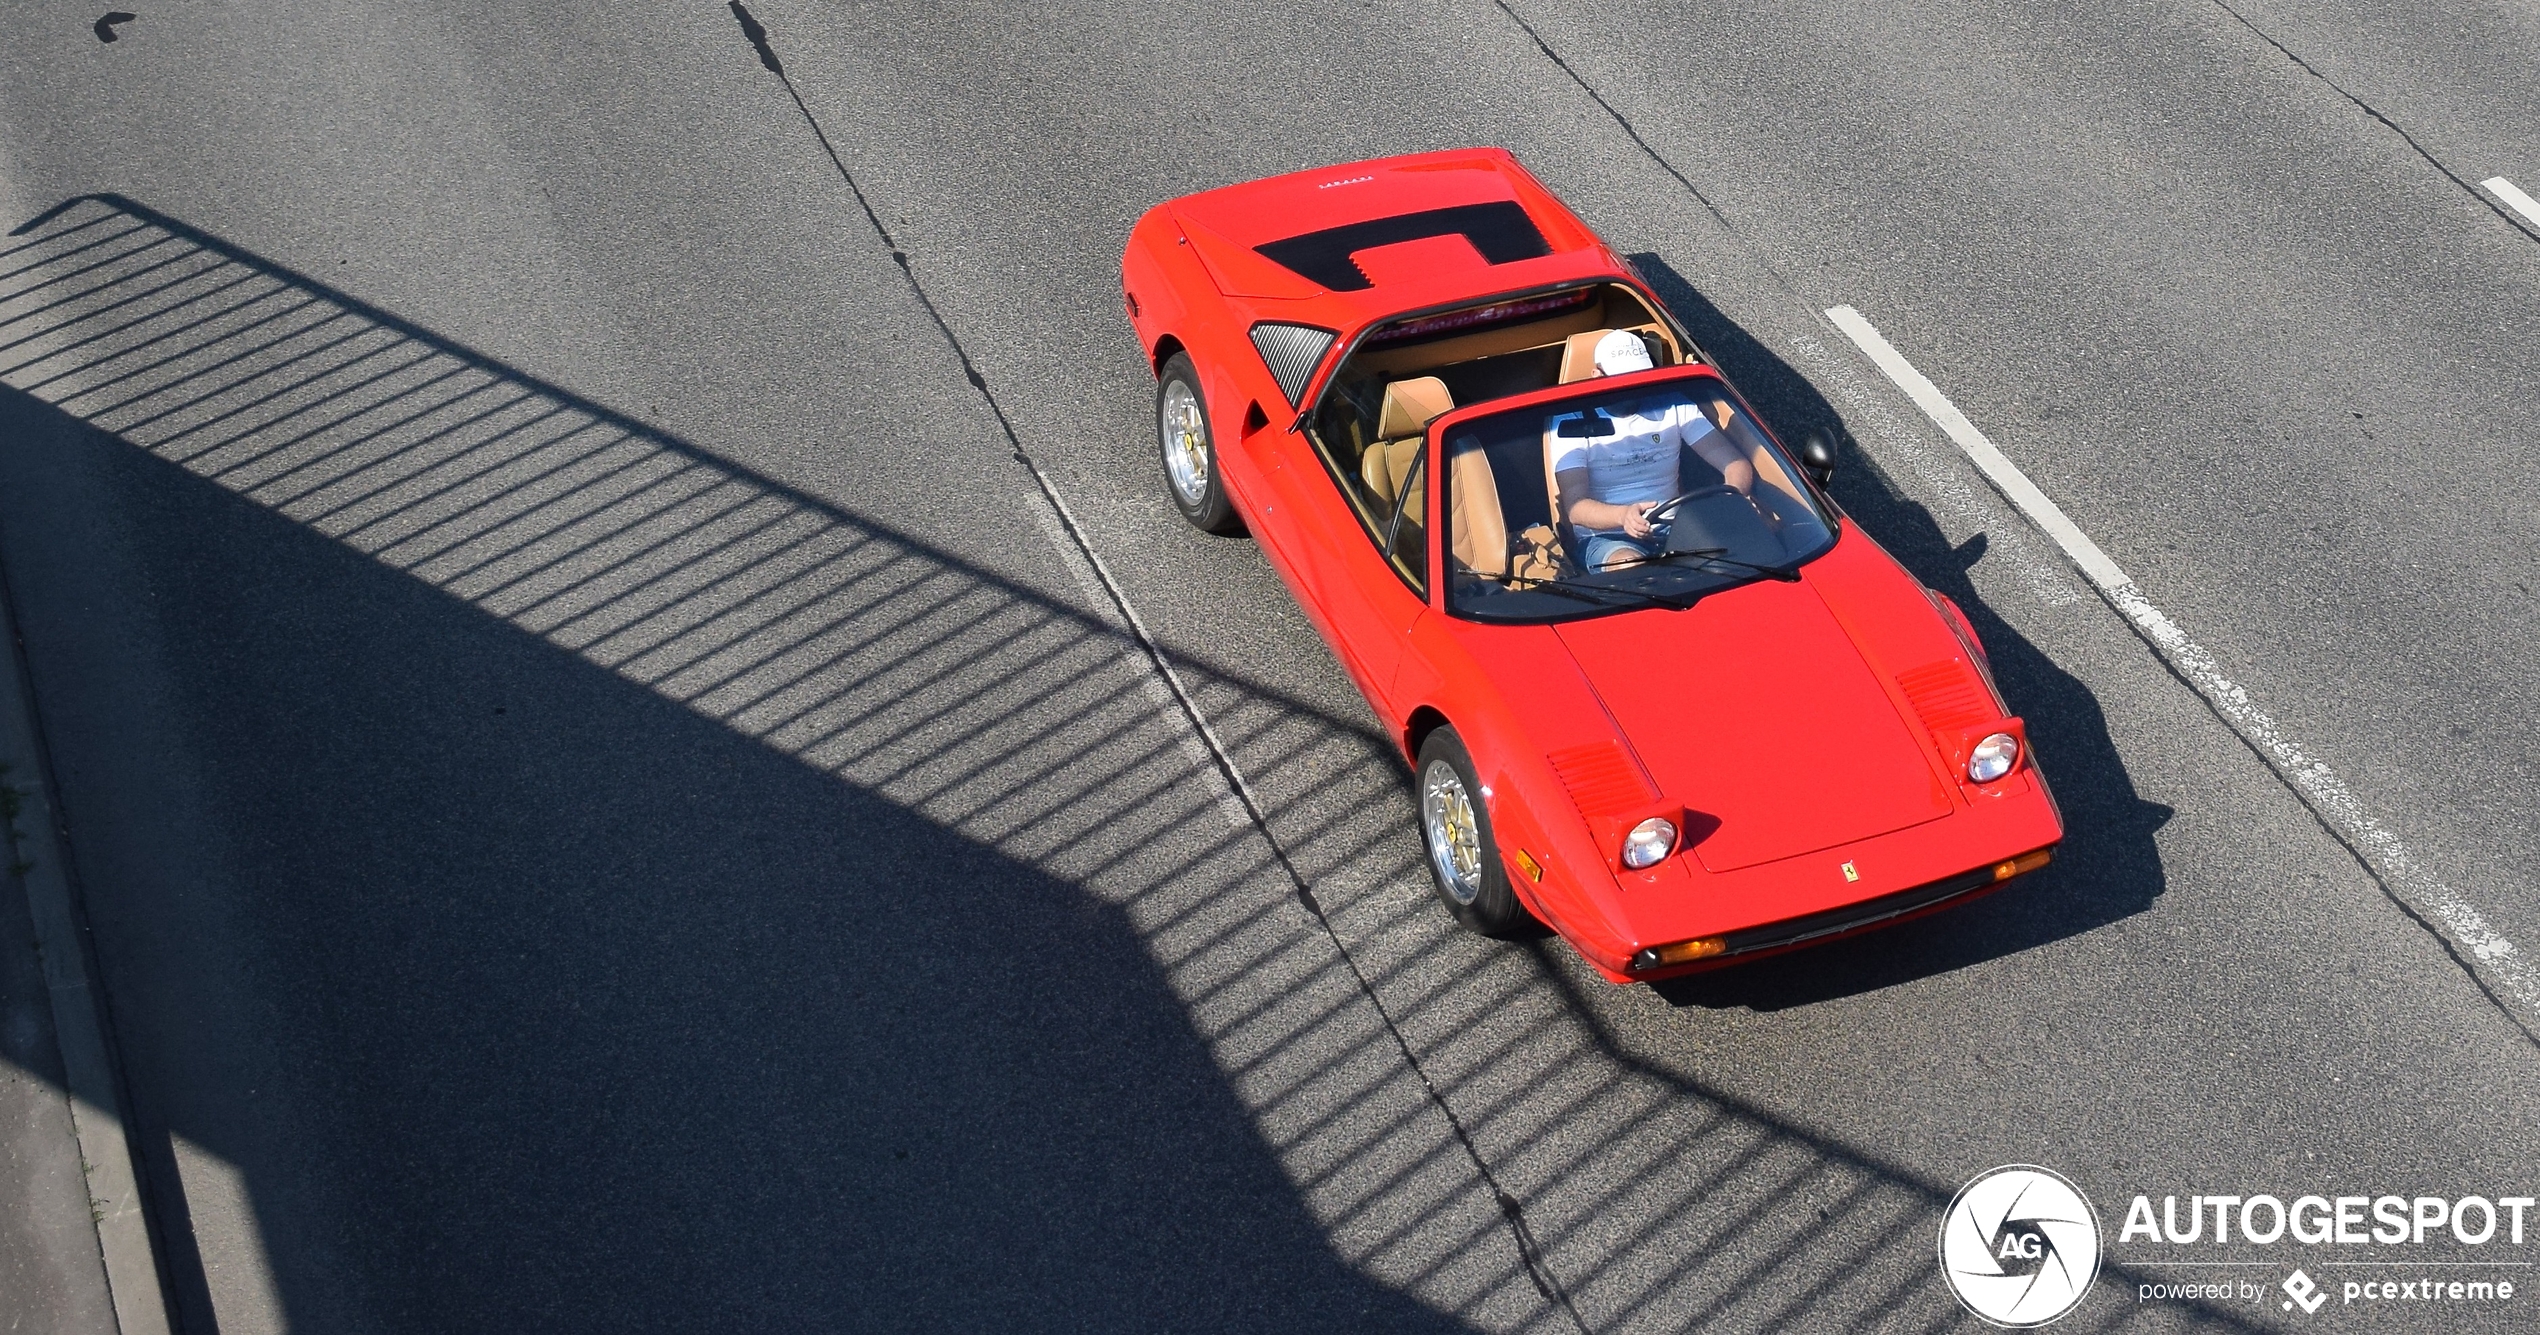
1349, 306, 1606, 377
1383, 451, 1427, 561
1375, 376, 1453, 440
1510, 524, 1562, 586
1362, 376, 1452, 513
1558, 325, 1680, 383
1558, 329, 1614, 384
1542, 427, 1569, 543
1306, 289, 1710, 583
1360, 437, 1422, 510
1747, 432, 1801, 498
1447, 443, 1507, 578
1343, 285, 1687, 390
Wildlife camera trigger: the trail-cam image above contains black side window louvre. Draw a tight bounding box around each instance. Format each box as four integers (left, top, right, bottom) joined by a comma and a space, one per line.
1248, 322, 1337, 406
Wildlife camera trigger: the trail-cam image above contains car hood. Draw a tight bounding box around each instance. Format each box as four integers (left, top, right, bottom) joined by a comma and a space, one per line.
1552, 579, 1954, 872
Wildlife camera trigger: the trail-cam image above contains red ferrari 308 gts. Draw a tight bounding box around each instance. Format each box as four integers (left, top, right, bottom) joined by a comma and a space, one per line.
1120, 148, 2061, 982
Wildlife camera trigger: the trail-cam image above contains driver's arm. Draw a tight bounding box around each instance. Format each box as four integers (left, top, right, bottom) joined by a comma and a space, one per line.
1683, 405, 1755, 494
1556, 468, 1655, 538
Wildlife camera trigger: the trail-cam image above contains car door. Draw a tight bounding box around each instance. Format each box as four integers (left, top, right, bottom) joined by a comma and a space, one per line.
1258, 422, 1430, 721
1206, 345, 1312, 568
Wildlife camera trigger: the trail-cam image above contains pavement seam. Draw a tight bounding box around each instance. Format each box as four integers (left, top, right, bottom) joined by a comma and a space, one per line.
2202, 0, 2540, 245
0, 517, 174, 1330
1486, 1, 1738, 244
723, 4, 1591, 1326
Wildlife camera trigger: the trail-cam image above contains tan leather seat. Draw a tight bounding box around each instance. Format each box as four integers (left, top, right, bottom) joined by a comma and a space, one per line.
1362, 376, 1453, 509
1361, 438, 1419, 511
1543, 426, 1570, 547
1558, 329, 1616, 384
1560, 326, 1681, 383
1447, 441, 1508, 578
1376, 375, 1453, 440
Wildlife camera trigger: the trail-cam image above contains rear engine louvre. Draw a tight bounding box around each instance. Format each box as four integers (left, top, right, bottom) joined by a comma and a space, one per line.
1254, 201, 1551, 291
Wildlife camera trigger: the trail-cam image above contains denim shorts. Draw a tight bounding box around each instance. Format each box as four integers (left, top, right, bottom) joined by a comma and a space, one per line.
1577, 527, 1666, 571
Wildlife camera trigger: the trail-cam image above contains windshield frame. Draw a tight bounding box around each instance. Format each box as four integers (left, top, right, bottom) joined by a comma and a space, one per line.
1427, 364, 1841, 626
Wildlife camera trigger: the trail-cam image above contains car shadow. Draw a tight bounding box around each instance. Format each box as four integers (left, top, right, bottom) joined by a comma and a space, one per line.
1628, 254, 2173, 1011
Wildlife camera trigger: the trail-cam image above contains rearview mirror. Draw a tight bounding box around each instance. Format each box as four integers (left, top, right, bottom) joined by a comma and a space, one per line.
1799, 432, 1837, 485
1556, 413, 1613, 439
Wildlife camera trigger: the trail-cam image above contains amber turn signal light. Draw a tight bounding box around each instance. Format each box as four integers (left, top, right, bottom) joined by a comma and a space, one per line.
1628, 936, 1727, 972
1991, 848, 2054, 881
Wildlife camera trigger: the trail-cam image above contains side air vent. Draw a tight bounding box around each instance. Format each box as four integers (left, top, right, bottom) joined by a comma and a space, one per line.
1248, 322, 1337, 407
1546, 741, 1657, 816
1895, 661, 1994, 743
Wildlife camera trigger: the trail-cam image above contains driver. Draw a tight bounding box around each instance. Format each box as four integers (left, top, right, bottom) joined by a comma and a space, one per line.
1549, 330, 1754, 570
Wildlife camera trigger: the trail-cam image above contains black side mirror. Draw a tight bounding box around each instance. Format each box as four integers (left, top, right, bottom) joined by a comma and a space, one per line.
1799, 432, 1837, 486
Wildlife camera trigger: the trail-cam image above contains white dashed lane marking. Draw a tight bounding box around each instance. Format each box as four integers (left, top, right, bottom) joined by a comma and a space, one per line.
2481, 177, 2540, 232
1825, 304, 2540, 1030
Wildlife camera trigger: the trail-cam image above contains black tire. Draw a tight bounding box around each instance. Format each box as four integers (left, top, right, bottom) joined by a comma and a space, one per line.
1414, 727, 1535, 937
1155, 353, 1241, 535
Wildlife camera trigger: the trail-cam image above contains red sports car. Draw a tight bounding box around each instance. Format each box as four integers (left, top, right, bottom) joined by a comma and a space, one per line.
1120, 148, 2061, 982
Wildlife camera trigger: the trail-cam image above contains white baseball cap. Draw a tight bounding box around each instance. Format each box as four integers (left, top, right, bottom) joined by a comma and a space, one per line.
1593, 329, 1653, 376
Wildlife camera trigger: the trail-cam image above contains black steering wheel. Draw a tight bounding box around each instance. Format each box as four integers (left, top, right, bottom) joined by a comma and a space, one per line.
1644, 484, 1740, 523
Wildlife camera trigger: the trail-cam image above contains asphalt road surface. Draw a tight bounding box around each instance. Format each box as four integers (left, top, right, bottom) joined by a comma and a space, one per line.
2, 1, 2536, 1331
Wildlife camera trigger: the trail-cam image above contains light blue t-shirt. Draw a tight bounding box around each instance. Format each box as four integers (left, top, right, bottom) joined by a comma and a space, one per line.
1549, 401, 1721, 509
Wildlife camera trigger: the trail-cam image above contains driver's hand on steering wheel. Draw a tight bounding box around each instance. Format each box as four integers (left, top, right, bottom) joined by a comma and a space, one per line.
1621, 501, 1659, 541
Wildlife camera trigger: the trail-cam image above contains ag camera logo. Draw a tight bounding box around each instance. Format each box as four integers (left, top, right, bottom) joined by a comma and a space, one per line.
1941, 1165, 2104, 1327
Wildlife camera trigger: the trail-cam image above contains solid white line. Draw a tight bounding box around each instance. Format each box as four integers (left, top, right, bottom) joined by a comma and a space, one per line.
1826, 304, 2540, 1026
1824, 308, 2130, 592
2483, 177, 2540, 230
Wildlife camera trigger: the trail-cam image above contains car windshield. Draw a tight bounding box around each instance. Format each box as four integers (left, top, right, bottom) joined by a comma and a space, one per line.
1438, 375, 1836, 622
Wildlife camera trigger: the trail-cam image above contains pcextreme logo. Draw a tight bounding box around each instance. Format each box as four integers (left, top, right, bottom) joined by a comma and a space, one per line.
1940, 1165, 2105, 1327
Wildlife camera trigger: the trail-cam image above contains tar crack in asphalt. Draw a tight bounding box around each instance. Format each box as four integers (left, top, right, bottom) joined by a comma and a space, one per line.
718, 3, 1592, 1326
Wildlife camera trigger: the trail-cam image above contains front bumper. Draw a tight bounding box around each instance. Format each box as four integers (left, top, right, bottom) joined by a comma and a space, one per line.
1624, 850, 2052, 978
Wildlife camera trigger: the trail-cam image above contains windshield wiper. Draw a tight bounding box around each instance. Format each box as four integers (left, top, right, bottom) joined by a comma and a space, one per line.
1645, 546, 1802, 583
1498, 575, 1701, 612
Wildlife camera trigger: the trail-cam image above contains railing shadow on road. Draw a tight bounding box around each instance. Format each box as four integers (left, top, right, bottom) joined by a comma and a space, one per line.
1629, 254, 2174, 1012
0, 195, 2243, 1334
0, 194, 1503, 1334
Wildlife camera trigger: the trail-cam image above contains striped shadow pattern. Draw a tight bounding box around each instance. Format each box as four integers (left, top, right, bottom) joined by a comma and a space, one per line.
0, 195, 2256, 1334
